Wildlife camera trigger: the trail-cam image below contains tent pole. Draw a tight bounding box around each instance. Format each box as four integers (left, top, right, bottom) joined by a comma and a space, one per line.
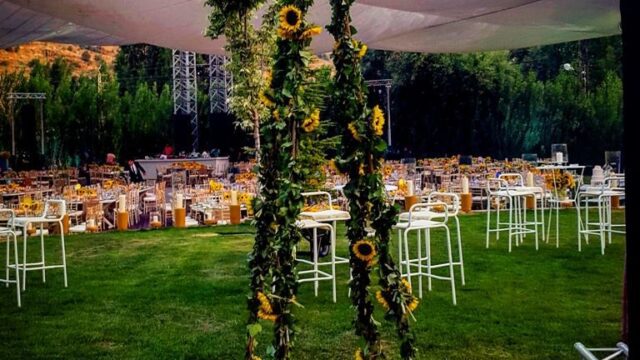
40, 99, 45, 155
386, 83, 392, 147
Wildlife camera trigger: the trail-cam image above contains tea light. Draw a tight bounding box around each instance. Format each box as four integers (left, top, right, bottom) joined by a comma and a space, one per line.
527, 172, 535, 187
556, 152, 563, 163
118, 194, 127, 213
27, 223, 35, 235
462, 176, 469, 194
87, 219, 95, 227
407, 180, 414, 196
152, 215, 159, 223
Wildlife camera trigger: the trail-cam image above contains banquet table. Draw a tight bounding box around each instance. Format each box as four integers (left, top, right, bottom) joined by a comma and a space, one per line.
135, 157, 230, 181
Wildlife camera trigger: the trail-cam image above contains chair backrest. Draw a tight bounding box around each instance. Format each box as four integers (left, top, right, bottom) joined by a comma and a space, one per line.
427, 192, 460, 216
0, 208, 15, 230
498, 173, 524, 186
406, 201, 449, 225
301, 191, 333, 211
43, 199, 66, 220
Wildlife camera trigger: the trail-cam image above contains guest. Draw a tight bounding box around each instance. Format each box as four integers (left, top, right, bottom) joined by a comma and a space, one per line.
106, 153, 117, 165
163, 144, 174, 157
189, 150, 200, 158
126, 159, 146, 183
78, 163, 91, 186
201, 150, 210, 158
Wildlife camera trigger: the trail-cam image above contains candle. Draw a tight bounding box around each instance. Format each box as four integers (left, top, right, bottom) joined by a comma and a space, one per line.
231, 190, 238, 205
152, 215, 159, 223
407, 180, 414, 196
175, 193, 183, 209
118, 194, 127, 213
556, 152, 563, 163
87, 219, 95, 227
527, 172, 534, 187
462, 176, 469, 194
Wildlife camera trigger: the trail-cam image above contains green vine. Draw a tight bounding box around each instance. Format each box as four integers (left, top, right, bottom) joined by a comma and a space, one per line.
246, 1, 323, 359
327, 1, 417, 359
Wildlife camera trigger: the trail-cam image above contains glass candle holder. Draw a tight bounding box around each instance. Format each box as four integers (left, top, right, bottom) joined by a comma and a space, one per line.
551, 144, 568, 164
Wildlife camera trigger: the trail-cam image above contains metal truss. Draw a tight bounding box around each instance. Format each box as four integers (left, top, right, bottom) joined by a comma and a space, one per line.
172, 50, 198, 151
208, 55, 232, 113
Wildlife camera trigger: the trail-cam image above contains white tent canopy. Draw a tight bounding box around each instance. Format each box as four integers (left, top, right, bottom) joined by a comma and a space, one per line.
1, 0, 620, 54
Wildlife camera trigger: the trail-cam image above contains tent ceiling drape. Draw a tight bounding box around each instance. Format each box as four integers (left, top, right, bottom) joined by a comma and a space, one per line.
0, 0, 620, 54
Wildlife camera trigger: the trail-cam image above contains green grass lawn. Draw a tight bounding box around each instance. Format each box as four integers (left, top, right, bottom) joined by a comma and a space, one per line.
0, 210, 625, 359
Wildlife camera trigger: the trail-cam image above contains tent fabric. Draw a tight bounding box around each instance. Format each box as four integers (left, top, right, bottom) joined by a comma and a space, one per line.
0, 0, 620, 54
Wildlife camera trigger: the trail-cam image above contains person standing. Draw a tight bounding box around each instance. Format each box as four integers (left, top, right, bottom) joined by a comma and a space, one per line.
126, 159, 146, 183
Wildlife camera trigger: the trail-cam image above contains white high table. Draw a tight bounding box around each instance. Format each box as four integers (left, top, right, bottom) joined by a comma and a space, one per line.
536, 164, 586, 244
135, 157, 230, 180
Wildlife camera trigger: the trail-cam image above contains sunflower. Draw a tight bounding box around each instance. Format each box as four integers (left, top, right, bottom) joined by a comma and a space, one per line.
376, 290, 390, 310
302, 109, 320, 132
301, 26, 322, 39
251, 356, 262, 360
406, 297, 419, 312
259, 92, 275, 108
401, 278, 412, 292
358, 43, 368, 58
398, 178, 407, 192
352, 239, 376, 263
348, 122, 361, 141
278, 5, 302, 38
257, 291, 273, 314
272, 109, 280, 121
355, 348, 364, 360
258, 309, 277, 322
371, 105, 385, 136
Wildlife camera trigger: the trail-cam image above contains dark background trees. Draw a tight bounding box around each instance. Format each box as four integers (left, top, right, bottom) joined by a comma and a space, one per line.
0, 36, 623, 169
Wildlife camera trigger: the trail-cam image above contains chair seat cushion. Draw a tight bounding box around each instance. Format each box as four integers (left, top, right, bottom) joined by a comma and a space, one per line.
299, 209, 350, 221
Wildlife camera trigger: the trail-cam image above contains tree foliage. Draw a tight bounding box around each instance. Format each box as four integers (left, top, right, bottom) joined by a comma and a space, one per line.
363, 36, 623, 166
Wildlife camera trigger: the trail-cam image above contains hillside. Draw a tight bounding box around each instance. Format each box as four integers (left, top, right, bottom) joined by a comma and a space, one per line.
0, 42, 118, 76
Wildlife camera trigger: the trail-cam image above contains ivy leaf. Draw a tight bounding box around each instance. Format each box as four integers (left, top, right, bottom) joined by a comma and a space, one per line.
247, 323, 262, 337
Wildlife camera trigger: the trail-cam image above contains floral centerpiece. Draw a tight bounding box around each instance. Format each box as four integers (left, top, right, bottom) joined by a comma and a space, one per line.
544, 170, 576, 200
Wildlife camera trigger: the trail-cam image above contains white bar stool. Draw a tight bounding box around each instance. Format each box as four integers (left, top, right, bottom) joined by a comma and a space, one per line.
1, 209, 21, 307
578, 175, 625, 254
485, 178, 531, 252
498, 173, 543, 249
295, 219, 337, 303
9, 199, 68, 290
393, 201, 457, 305
398, 192, 465, 285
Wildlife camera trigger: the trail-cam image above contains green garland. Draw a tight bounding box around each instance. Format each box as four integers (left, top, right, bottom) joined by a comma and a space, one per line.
252, 1, 323, 359
327, 1, 417, 359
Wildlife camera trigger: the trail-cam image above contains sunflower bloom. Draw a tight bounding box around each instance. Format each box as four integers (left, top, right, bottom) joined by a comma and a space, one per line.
371, 105, 385, 136
358, 43, 368, 58
273, 109, 280, 121
348, 122, 361, 141
302, 109, 321, 132
259, 92, 275, 108
401, 278, 412, 292
301, 26, 322, 39
251, 356, 262, 360
257, 291, 273, 314
352, 239, 376, 263
355, 348, 364, 360
407, 297, 419, 312
258, 309, 277, 322
278, 5, 302, 38
376, 290, 390, 310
